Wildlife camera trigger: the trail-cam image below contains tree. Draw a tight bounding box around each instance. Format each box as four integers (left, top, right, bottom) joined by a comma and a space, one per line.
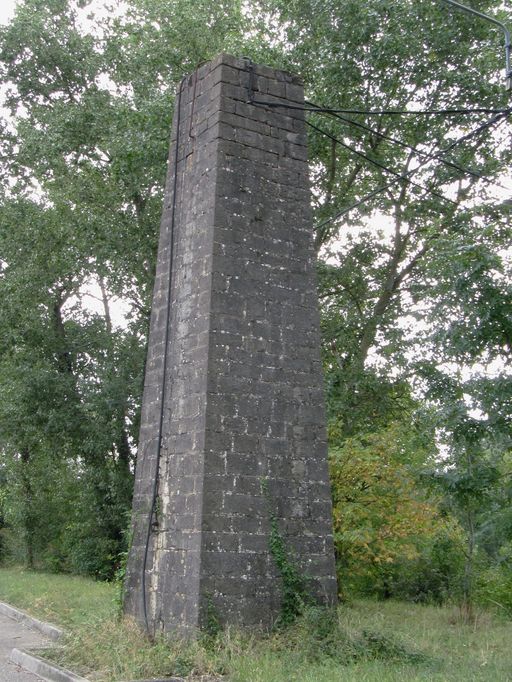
416, 229, 511, 617
0, 0, 510, 592
248, 0, 511, 434
328, 413, 458, 598
0, 0, 248, 573
252, 0, 512, 605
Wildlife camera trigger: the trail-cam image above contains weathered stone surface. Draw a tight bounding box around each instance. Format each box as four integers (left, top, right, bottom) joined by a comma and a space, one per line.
124, 54, 337, 635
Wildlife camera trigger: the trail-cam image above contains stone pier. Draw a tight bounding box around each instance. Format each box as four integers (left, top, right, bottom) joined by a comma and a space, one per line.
124, 54, 337, 635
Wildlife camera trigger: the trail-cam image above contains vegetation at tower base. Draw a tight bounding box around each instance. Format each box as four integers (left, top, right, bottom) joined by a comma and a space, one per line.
4, 566, 512, 681
261, 477, 314, 627
0, 0, 509, 621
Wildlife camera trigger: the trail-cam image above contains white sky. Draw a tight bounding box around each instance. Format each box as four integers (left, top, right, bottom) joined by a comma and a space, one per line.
0, 0, 131, 329
0, 1, 17, 24
1, 0, 510, 335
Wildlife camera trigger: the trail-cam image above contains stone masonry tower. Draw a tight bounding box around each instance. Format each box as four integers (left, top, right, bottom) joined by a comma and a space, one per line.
124, 54, 337, 635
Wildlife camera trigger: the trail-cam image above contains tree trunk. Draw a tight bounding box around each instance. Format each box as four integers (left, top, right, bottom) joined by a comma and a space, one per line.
20, 448, 35, 569
52, 293, 74, 376
460, 507, 476, 623
461, 447, 476, 623
99, 274, 113, 335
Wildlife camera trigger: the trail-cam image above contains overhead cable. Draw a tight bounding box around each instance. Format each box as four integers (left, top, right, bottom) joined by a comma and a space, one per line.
251, 99, 509, 116
306, 100, 483, 180
314, 107, 512, 230
141, 77, 185, 639
305, 119, 457, 205
309, 100, 512, 196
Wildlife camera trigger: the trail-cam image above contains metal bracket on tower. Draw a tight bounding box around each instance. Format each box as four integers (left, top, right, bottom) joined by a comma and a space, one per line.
442, 0, 512, 91
242, 57, 256, 103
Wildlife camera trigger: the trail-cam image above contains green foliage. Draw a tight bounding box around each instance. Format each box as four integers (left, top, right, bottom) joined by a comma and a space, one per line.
201, 594, 223, 642
262, 478, 312, 626
268, 513, 312, 627
476, 560, 512, 616
417, 369, 511, 615
0, 453, 131, 578
0, 0, 249, 582
329, 421, 448, 595
0, 0, 510, 604
278, 605, 426, 666
381, 525, 466, 605
112, 519, 131, 618
4, 567, 512, 681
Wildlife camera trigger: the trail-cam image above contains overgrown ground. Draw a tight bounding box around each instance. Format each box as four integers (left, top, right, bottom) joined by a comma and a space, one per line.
0, 567, 511, 681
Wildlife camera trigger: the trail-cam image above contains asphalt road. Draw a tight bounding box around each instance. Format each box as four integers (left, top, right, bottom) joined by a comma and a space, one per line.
0, 611, 45, 681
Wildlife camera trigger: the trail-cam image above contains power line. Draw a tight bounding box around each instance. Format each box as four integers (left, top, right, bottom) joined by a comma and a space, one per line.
251, 98, 509, 116
305, 119, 457, 206
444, 107, 512, 150
309, 101, 512, 197
315, 107, 512, 231
306, 100, 483, 181
141, 77, 184, 638
249, 81, 512, 227
252, 90, 510, 192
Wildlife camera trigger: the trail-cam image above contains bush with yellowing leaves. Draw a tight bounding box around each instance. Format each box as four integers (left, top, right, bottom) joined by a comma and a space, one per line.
328, 422, 459, 598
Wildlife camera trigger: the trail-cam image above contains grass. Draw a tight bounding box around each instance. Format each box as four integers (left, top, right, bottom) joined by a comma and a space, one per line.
0, 566, 115, 628
0, 566, 511, 681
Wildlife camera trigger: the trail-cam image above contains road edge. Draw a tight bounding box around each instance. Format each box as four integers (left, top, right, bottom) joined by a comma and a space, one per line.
3, 601, 183, 681
0, 602, 63, 641
10, 648, 89, 682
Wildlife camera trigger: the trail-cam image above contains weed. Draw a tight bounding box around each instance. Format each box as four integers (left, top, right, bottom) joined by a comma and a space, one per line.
261, 478, 312, 626
2, 568, 512, 681
268, 513, 312, 626
358, 629, 427, 663
273, 605, 426, 666
202, 594, 222, 642
112, 548, 128, 619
